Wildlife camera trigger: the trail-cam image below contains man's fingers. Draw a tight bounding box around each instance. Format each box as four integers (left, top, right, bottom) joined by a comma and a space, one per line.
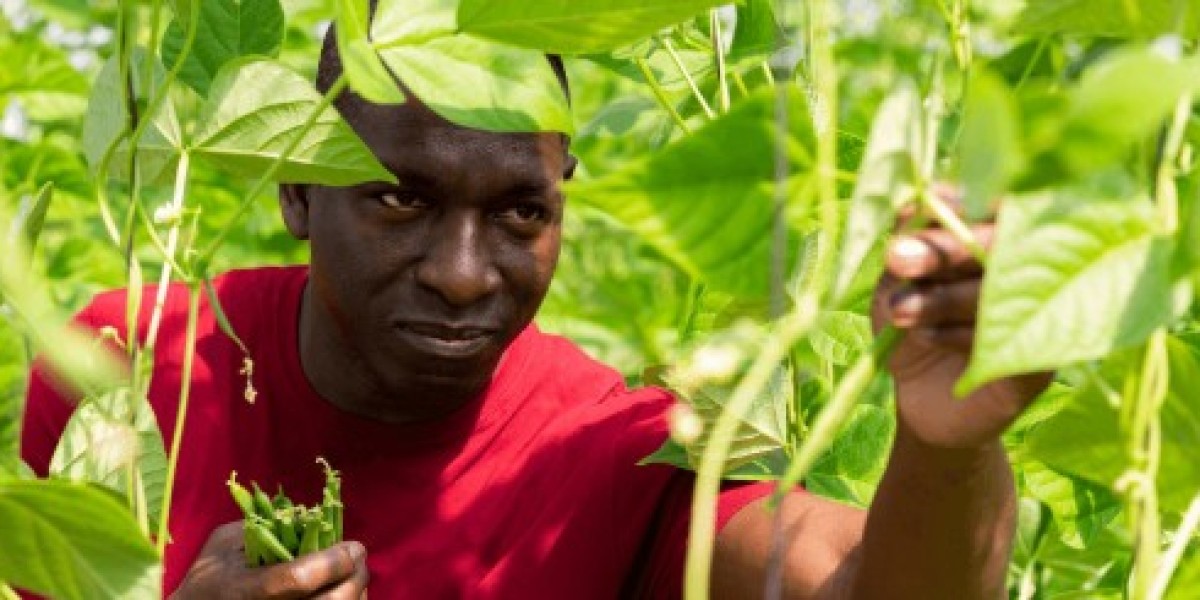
886, 226, 993, 281
912, 325, 976, 353
888, 281, 980, 329
258, 542, 366, 599
314, 554, 370, 599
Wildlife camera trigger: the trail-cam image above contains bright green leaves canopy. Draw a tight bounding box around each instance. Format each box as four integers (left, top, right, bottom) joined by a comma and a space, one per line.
0, 36, 89, 122
191, 58, 395, 185
456, 0, 731, 54
958, 187, 1175, 394
160, 0, 286, 96
359, 0, 573, 135
0, 480, 161, 600
569, 88, 814, 299
1014, 0, 1200, 39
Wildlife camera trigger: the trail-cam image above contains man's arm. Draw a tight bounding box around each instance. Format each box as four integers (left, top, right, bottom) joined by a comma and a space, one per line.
711, 220, 1048, 599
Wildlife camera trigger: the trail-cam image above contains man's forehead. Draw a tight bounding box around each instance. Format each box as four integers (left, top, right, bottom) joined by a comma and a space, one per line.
341, 95, 564, 181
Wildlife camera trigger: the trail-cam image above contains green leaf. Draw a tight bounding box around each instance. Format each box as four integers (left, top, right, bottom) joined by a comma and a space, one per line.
191, 58, 396, 186
50, 387, 168, 534
1022, 460, 1120, 549
6, 183, 53, 256
377, 35, 574, 135
1013, 0, 1200, 39
335, 0, 406, 105
809, 311, 872, 367
1025, 337, 1200, 513
568, 88, 814, 298
160, 0, 286, 96
807, 404, 896, 508
1059, 49, 1200, 173
958, 186, 1173, 394
0, 36, 89, 122
0, 480, 161, 600
457, 0, 730, 54
80, 51, 183, 184
959, 71, 1022, 220
832, 82, 923, 303
730, 0, 783, 64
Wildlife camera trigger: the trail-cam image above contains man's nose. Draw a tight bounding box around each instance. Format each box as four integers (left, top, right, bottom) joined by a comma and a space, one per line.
415, 215, 500, 308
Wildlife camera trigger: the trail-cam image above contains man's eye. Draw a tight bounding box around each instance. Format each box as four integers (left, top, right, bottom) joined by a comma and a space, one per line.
377, 192, 426, 211
501, 203, 549, 223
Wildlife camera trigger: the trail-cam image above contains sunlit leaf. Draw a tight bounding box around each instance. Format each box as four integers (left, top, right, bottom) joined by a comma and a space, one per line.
0, 36, 89, 122
809, 311, 871, 367
335, 0, 406, 105
569, 88, 814, 298
457, 0, 730, 54
958, 186, 1173, 394
160, 0, 286, 96
807, 404, 895, 508
1022, 460, 1120, 549
0, 480, 161, 600
50, 387, 168, 533
191, 58, 396, 185
832, 82, 923, 304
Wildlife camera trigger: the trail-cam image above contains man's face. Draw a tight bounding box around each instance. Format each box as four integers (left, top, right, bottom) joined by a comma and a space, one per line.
282, 97, 571, 413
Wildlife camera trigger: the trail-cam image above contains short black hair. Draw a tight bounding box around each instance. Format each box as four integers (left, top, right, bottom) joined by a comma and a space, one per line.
315, 16, 570, 113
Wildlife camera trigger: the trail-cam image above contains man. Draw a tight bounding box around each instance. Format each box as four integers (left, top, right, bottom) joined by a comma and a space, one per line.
21, 27, 1048, 600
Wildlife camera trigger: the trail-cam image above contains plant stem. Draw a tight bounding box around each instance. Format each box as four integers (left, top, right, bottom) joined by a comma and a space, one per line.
1156, 94, 1191, 235
1121, 329, 1169, 600
145, 151, 192, 352
920, 189, 987, 263
1148, 490, 1200, 600
661, 37, 715, 119
684, 297, 823, 600
199, 76, 349, 265
710, 9, 731, 114
157, 282, 202, 556
635, 58, 692, 134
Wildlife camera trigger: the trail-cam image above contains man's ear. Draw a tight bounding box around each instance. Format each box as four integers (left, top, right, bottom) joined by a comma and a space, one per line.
279, 184, 311, 240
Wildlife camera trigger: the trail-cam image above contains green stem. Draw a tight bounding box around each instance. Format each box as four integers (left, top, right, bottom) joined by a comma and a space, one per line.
920, 190, 987, 263
1122, 330, 1169, 600
1148, 489, 1200, 600
684, 297, 823, 599
773, 327, 903, 501
660, 37, 715, 119
710, 9, 731, 114
198, 76, 350, 265
635, 58, 691, 135
156, 282, 202, 556
1156, 94, 1191, 235
145, 151, 192, 352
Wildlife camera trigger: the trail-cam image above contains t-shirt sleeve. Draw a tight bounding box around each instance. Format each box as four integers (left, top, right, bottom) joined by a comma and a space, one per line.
630, 473, 774, 599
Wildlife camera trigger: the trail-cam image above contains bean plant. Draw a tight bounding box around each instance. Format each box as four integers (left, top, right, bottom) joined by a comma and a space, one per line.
1, 0, 1200, 599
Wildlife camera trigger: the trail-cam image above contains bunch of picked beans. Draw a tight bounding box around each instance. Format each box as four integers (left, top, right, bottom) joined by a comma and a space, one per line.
227, 459, 343, 567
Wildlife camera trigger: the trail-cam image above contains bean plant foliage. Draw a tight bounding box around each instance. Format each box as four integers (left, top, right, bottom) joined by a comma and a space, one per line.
3, 0, 1200, 598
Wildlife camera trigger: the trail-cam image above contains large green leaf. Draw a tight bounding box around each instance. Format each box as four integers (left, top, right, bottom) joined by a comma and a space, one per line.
809, 311, 872, 367
457, 0, 730, 54
160, 0, 285, 96
80, 51, 183, 184
377, 35, 573, 135
368, 0, 573, 135
568, 88, 814, 298
1024, 337, 1200, 513
958, 187, 1173, 393
50, 387, 168, 533
832, 82, 923, 303
190, 58, 396, 186
0, 480, 161, 600
1013, 0, 1200, 39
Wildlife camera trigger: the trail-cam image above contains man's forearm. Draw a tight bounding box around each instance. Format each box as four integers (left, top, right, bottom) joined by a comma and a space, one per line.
848, 420, 1016, 600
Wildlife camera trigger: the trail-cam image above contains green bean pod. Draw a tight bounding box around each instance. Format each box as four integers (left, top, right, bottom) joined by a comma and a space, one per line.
227, 473, 256, 519
272, 486, 294, 512
250, 482, 276, 521
276, 508, 300, 552
298, 510, 322, 556
322, 488, 343, 543
243, 520, 265, 568
248, 518, 295, 566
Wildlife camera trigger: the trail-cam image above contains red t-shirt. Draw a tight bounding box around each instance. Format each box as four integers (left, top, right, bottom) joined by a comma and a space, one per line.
21, 266, 771, 598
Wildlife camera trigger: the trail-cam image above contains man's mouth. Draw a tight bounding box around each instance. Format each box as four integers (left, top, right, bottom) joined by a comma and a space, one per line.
393, 321, 499, 358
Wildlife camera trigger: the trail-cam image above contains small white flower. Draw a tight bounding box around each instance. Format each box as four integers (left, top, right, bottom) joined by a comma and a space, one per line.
689, 343, 741, 383
669, 404, 705, 445
154, 203, 182, 225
